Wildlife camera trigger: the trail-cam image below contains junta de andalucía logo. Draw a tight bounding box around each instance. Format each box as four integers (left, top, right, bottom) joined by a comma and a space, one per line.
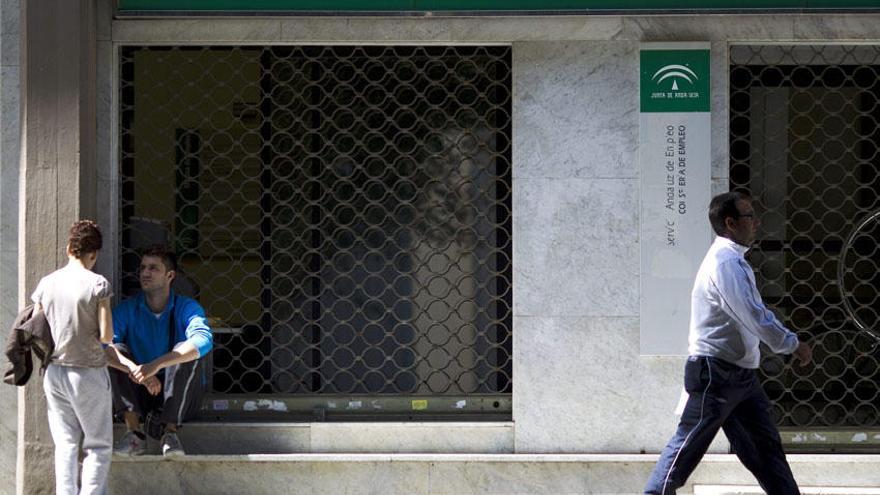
651, 64, 698, 91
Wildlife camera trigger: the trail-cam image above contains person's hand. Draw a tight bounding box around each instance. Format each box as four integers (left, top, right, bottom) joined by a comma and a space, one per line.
131, 362, 161, 383
125, 363, 141, 383
143, 376, 162, 396
794, 341, 812, 366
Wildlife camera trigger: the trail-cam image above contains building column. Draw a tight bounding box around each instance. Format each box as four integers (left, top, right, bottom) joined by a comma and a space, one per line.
17, 0, 97, 493
1, 0, 22, 491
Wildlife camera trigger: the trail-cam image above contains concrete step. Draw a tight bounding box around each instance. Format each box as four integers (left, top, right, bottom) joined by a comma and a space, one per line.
107, 453, 880, 495
114, 421, 515, 454
695, 486, 880, 495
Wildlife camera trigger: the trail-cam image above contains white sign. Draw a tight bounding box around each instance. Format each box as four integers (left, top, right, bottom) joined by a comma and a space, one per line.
639, 43, 713, 355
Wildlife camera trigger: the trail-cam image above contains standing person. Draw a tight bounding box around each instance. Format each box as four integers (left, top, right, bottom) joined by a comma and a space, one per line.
105, 245, 212, 457
644, 191, 813, 495
31, 220, 114, 495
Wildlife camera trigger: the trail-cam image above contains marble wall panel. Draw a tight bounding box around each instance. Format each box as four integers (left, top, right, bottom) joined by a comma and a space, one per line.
120, 17, 624, 44
0, 33, 18, 68
0, 290, 15, 495
0, 3, 19, 491
710, 41, 730, 183
514, 41, 638, 180
0, 249, 15, 316
113, 20, 282, 43
792, 13, 880, 41
119, 14, 880, 45
0, 0, 19, 37
280, 18, 453, 42
711, 178, 729, 198
513, 316, 686, 453
621, 15, 796, 42
514, 178, 638, 318
2, 15, 21, 320
1, 65, 21, 278
0, 128, 18, 238
450, 17, 623, 42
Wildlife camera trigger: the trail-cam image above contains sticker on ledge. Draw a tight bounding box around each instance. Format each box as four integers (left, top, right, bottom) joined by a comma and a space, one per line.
242, 399, 288, 412
212, 400, 229, 411
411, 399, 428, 411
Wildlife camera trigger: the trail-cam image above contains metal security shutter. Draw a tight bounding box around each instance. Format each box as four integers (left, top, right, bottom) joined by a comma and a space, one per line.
119, 45, 512, 418
730, 45, 880, 430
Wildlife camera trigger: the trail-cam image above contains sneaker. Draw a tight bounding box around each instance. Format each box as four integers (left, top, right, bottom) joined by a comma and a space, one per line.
114, 430, 147, 456
161, 432, 185, 457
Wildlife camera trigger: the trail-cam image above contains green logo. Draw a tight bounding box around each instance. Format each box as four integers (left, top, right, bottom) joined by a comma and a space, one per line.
640, 49, 710, 113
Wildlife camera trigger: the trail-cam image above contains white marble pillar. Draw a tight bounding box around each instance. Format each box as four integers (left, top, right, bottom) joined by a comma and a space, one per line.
513, 41, 680, 453
0, 1, 21, 492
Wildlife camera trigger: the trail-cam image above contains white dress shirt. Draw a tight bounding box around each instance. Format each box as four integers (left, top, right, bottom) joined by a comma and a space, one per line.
688, 236, 800, 369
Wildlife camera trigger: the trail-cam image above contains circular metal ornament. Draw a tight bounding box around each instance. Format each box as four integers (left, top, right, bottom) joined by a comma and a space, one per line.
837, 209, 880, 344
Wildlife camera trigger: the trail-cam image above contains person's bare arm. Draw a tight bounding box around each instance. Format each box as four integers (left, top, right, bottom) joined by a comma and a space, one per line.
104, 344, 138, 373
97, 298, 113, 344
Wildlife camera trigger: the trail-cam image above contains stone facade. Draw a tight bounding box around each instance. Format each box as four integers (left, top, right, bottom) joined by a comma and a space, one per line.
0, 1, 20, 492
4, 3, 880, 493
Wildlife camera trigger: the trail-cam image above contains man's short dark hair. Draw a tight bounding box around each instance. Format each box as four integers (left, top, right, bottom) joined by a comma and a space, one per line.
708, 191, 751, 236
141, 244, 177, 272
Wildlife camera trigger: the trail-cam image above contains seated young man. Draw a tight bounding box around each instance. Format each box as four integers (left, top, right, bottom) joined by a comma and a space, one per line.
106, 245, 213, 456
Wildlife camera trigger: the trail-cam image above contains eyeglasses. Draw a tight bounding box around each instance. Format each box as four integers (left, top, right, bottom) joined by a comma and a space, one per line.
737, 213, 754, 218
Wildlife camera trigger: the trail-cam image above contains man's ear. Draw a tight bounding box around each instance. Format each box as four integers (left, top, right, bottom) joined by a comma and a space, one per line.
167, 269, 176, 283
723, 216, 737, 233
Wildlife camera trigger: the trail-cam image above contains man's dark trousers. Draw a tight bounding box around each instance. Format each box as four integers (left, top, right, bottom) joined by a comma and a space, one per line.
644, 356, 800, 495
110, 351, 209, 428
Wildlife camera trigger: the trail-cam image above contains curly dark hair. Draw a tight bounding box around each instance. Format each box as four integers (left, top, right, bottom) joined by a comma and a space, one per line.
141, 244, 177, 272
68, 220, 103, 258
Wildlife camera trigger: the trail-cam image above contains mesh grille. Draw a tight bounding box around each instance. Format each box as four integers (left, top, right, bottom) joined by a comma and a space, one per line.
730, 45, 880, 427
119, 46, 513, 398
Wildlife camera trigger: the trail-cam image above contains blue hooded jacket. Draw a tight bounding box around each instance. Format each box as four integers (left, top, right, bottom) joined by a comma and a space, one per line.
112, 292, 212, 365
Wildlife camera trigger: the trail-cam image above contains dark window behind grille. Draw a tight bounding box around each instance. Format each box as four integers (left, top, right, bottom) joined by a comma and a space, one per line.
730, 45, 880, 429
119, 46, 512, 404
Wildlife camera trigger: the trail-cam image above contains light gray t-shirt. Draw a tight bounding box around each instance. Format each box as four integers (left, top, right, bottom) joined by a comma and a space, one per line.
31, 264, 113, 368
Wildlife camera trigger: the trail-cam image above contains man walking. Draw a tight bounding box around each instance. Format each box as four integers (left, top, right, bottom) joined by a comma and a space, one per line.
644, 191, 812, 494
106, 245, 213, 456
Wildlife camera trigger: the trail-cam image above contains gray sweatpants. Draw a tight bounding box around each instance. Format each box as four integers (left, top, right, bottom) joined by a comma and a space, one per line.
43, 364, 113, 495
